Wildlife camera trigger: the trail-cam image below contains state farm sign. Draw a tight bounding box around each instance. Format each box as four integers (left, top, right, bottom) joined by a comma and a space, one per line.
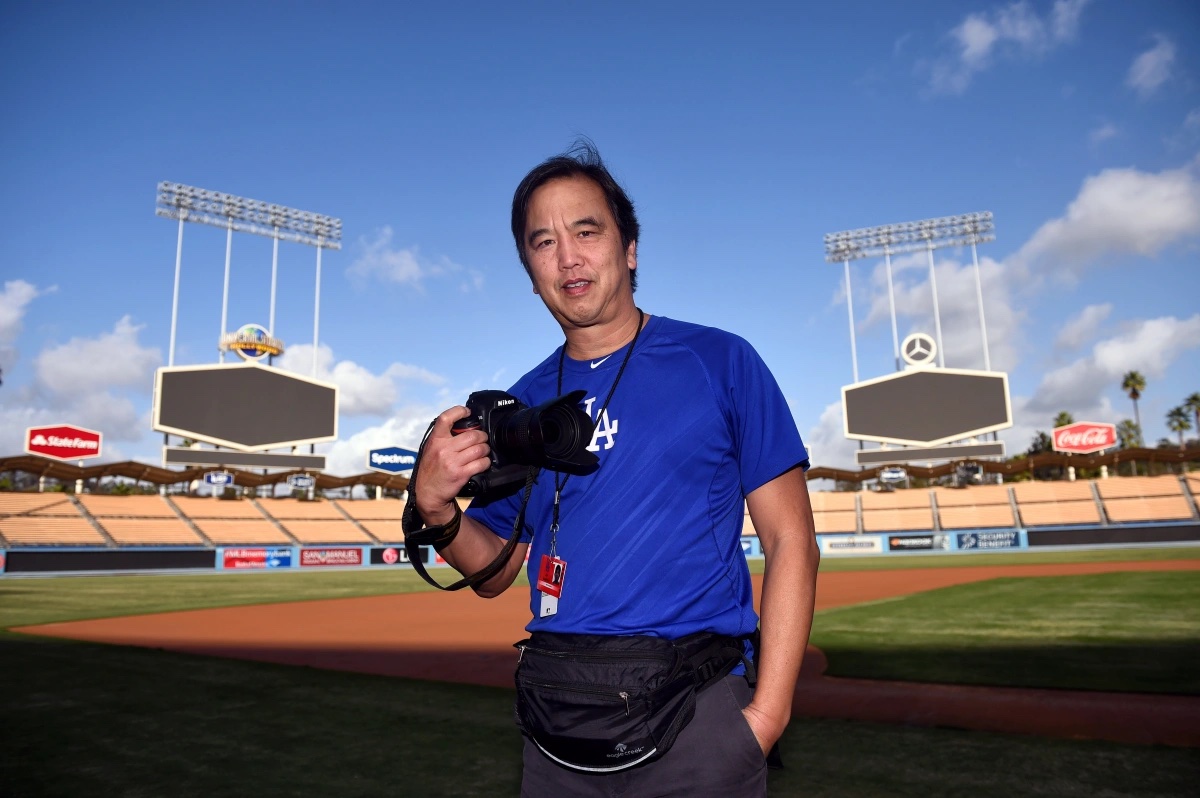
25, 424, 103, 462
1052, 422, 1116, 455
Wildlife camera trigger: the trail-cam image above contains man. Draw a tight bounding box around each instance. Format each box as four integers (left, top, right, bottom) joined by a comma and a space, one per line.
412, 143, 819, 797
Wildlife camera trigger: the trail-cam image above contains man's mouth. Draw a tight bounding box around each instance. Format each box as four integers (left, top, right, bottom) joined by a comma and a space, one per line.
563, 280, 591, 296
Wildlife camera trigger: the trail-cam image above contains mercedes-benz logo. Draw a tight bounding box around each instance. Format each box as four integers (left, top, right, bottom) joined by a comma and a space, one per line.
901, 333, 937, 366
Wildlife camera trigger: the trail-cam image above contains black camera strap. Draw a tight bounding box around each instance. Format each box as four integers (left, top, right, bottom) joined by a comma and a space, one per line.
402, 427, 538, 591
547, 308, 645, 559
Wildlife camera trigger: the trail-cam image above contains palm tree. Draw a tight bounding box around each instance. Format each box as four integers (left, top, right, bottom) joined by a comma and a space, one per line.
1116, 419, 1142, 449
1185, 393, 1200, 440
1166, 406, 1192, 449
1116, 418, 1142, 476
1121, 371, 1146, 432
1053, 411, 1074, 429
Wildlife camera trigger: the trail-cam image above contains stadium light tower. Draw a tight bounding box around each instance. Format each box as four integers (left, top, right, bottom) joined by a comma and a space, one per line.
824, 212, 995, 373
155, 183, 343, 375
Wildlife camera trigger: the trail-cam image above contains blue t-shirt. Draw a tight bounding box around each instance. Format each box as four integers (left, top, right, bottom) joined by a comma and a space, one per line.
467, 315, 808, 639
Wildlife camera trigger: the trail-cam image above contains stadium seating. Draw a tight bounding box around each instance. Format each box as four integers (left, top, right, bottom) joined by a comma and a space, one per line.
809, 491, 859, 534
1096, 475, 1195, 523
77, 494, 206, 546
860, 490, 933, 532
0, 493, 108, 546
1012, 480, 1101, 527
333, 498, 406, 542
255, 499, 374, 543
192, 519, 294, 545
933, 484, 1015, 530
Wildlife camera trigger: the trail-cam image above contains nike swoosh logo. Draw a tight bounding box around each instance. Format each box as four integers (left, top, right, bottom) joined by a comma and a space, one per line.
590, 355, 612, 369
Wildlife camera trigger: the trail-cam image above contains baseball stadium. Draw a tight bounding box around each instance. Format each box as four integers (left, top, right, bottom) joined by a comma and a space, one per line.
2, 445, 1199, 795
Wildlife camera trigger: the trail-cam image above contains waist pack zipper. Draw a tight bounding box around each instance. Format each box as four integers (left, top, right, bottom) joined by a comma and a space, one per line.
518, 644, 674, 664
521, 678, 636, 715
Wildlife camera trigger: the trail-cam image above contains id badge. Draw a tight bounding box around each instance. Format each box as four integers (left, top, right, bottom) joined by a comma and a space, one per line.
537, 554, 567, 598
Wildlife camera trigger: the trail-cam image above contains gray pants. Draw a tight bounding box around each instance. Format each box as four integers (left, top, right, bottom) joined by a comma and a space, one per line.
520, 675, 768, 798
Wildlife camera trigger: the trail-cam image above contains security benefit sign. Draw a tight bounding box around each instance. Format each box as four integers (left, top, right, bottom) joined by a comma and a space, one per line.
957, 530, 1020, 550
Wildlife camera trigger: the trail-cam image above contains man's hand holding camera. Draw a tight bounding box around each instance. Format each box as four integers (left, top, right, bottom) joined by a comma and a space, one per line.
413, 405, 491, 527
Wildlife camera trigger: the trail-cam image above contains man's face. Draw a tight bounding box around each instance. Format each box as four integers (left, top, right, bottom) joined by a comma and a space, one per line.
523, 175, 637, 333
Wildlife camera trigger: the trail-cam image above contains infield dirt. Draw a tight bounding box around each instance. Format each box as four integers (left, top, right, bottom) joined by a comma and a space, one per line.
15, 558, 1200, 747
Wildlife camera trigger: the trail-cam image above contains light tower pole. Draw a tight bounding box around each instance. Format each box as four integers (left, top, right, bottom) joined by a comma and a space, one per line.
824, 211, 996, 375
155, 183, 343, 369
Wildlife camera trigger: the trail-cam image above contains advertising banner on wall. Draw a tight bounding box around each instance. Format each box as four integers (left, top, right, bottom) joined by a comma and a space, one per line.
888, 534, 950, 552
300, 547, 363, 567
956, 530, 1020, 550
820, 535, 884, 555
369, 546, 429, 566
223, 548, 293, 569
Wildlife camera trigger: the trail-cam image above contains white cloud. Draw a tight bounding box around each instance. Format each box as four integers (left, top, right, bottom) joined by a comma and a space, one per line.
278, 343, 446, 417
320, 408, 440, 476
804, 400, 860, 472
1186, 109, 1200, 132
1126, 35, 1175, 98
860, 253, 1022, 372
1025, 314, 1200, 418
926, 0, 1090, 95
34, 315, 161, 396
1054, 303, 1112, 350
1011, 159, 1200, 276
1088, 122, 1118, 145
0, 279, 50, 373
346, 226, 484, 292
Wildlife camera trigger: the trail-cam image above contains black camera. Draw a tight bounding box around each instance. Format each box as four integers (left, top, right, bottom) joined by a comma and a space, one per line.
450, 389, 599, 497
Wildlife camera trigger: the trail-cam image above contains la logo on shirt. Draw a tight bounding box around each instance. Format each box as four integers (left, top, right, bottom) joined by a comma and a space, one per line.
582, 396, 618, 451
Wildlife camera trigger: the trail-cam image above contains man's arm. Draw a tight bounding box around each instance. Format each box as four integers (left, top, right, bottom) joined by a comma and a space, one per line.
412, 405, 527, 598
741, 465, 820, 754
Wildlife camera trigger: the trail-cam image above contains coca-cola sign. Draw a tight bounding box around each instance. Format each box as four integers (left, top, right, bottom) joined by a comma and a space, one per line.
1052, 422, 1116, 454
25, 424, 103, 462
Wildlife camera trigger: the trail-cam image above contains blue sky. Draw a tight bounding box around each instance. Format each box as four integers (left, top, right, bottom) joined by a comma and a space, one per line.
1, 0, 1198, 479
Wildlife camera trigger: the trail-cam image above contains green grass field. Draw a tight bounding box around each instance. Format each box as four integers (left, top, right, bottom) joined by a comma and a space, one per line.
2, 546, 1198, 796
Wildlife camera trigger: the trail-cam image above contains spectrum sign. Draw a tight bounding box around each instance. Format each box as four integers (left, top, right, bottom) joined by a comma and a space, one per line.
25, 424, 103, 462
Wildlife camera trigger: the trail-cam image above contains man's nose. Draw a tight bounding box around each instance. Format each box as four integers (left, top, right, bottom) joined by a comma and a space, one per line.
557, 234, 581, 269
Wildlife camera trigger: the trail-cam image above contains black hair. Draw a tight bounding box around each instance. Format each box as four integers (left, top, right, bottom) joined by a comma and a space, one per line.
510, 139, 640, 292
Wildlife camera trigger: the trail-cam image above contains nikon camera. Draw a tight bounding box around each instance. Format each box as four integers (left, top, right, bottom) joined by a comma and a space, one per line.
449, 389, 598, 497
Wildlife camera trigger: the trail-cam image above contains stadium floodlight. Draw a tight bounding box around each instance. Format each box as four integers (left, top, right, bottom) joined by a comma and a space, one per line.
824, 212, 996, 374
156, 183, 342, 376
155, 183, 342, 248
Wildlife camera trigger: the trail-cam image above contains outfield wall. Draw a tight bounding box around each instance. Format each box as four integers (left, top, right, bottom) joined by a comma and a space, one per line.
2, 521, 1199, 576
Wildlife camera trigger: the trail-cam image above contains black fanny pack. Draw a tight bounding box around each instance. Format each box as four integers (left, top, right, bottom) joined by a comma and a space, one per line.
513, 630, 755, 773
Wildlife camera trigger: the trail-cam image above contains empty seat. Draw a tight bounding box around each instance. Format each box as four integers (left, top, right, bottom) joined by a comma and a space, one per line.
861, 507, 933, 532
359, 521, 405, 542
1011, 481, 1094, 503
938, 504, 1015, 530
332, 499, 407, 521
0, 493, 81, 516
79, 495, 177, 518
99, 518, 205, 546
172, 497, 264, 519
1104, 495, 1194, 523
860, 490, 931, 510
258, 499, 345, 520
933, 484, 1010, 507
193, 519, 292, 545
1018, 501, 1101, 527
280, 520, 372, 544
813, 511, 857, 534
0, 517, 107, 546
1096, 475, 1185, 500
809, 492, 857, 512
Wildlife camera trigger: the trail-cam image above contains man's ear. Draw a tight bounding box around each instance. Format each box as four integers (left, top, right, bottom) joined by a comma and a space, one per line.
626, 240, 637, 273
